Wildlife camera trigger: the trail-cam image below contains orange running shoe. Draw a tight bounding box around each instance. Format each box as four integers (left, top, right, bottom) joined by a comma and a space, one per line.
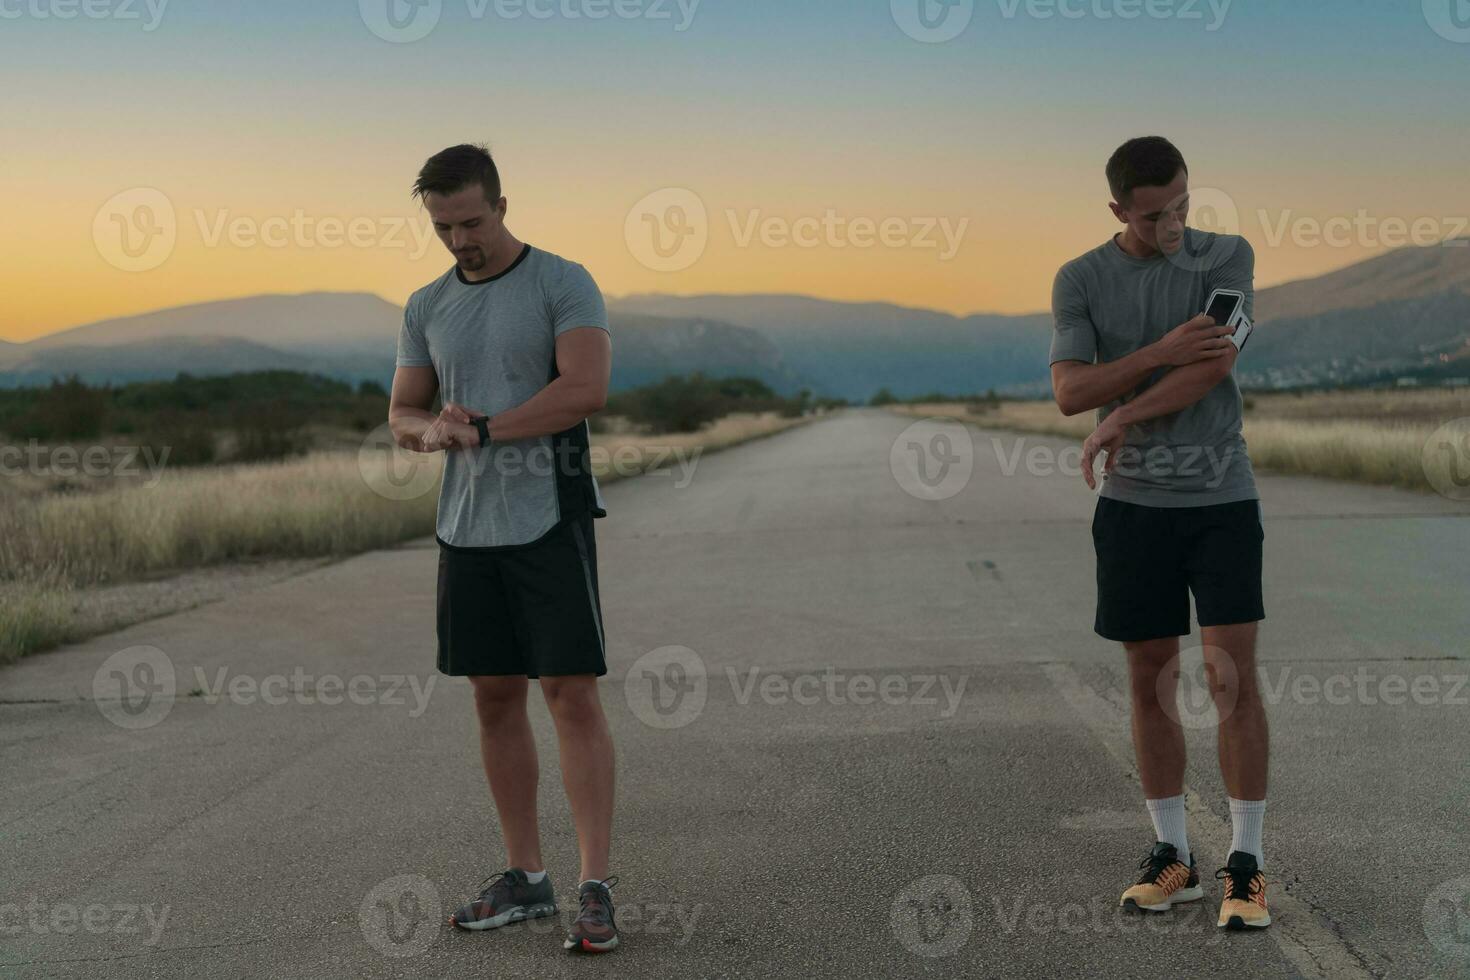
1120, 842, 1203, 913
1216, 851, 1271, 929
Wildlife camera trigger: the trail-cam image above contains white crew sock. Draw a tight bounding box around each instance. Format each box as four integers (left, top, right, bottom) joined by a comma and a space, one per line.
1145, 795, 1190, 866
1228, 797, 1266, 868
524, 870, 547, 884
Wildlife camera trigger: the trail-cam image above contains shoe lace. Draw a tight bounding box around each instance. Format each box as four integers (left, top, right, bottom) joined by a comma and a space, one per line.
1215, 865, 1261, 902
475, 870, 519, 903
578, 875, 620, 924
1136, 849, 1178, 885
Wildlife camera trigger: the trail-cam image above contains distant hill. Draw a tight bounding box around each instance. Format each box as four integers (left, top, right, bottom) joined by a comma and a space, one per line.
610, 314, 792, 391
0, 294, 793, 393
0, 336, 390, 389
5, 240, 1468, 396
609, 294, 1051, 400
614, 240, 1470, 395
26, 292, 403, 355
1254, 239, 1470, 322
1240, 239, 1470, 388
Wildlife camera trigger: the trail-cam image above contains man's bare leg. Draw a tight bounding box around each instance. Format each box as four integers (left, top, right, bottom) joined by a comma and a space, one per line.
1126, 636, 1186, 798
1202, 622, 1268, 800
468, 675, 544, 872
1203, 621, 1271, 928
1117, 635, 1203, 911
539, 675, 614, 882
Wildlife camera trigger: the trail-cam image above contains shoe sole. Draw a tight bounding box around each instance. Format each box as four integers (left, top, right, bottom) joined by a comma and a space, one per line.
1220, 912, 1272, 930
564, 935, 620, 953
1121, 885, 1204, 913
450, 903, 557, 931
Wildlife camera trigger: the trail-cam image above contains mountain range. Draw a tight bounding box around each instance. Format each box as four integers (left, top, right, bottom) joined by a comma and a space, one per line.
3, 241, 1468, 398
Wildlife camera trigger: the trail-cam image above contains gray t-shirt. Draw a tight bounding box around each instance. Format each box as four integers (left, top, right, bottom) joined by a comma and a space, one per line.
1050, 229, 1258, 508
396, 245, 610, 548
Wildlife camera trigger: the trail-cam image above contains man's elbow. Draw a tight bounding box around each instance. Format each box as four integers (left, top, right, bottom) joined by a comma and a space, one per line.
1052, 383, 1085, 418
580, 385, 608, 416
1056, 396, 1085, 418
1206, 349, 1238, 386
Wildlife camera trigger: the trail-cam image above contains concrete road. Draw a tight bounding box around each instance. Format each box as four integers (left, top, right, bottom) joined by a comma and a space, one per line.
3, 408, 1468, 979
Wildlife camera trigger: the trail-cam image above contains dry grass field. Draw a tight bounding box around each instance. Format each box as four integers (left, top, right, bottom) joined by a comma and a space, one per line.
892, 387, 1470, 492
0, 411, 814, 665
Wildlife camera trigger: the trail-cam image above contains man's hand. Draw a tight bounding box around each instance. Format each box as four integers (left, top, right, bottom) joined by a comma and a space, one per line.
416, 402, 486, 452
1152, 314, 1235, 368
1080, 414, 1127, 490
439, 402, 481, 426
419, 409, 478, 452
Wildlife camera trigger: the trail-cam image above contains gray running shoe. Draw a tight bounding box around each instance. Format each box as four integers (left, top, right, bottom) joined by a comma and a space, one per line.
563, 876, 619, 953
449, 868, 557, 931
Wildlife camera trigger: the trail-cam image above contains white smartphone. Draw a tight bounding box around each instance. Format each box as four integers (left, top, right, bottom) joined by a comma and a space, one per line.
1202, 288, 1250, 351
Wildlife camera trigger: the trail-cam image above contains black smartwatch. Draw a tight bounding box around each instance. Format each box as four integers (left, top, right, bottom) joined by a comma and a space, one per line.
471, 415, 491, 448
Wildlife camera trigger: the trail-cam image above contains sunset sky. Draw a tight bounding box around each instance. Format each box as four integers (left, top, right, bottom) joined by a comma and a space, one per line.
3, 0, 1468, 341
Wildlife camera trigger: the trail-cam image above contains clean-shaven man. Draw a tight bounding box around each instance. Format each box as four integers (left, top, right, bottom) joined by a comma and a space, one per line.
388, 143, 621, 953
1050, 136, 1271, 930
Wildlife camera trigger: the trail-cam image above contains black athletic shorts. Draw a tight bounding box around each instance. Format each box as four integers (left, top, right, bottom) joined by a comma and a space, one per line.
1091, 496, 1265, 643
435, 512, 607, 678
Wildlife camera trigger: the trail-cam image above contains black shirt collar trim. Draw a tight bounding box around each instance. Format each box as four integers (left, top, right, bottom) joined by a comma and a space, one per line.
455, 243, 532, 286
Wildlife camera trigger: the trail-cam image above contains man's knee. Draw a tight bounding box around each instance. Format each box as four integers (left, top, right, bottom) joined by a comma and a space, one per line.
1201, 625, 1261, 712
1125, 637, 1181, 710
469, 675, 528, 725
540, 676, 604, 725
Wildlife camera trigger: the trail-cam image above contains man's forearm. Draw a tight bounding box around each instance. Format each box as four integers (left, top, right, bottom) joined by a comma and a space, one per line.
1110, 358, 1230, 428
486, 376, 605, 443
1055, 345, 1165, 416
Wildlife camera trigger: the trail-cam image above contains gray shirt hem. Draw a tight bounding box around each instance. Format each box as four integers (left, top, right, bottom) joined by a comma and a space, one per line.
1098, 483, 1260, 508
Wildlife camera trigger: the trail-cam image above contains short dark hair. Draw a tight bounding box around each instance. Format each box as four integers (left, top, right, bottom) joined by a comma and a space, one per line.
412, 143, 501, 204
1106, 136, 1187, 207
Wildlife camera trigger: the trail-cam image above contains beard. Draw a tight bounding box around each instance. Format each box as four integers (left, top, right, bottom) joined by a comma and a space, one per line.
455, 248, 486, 270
